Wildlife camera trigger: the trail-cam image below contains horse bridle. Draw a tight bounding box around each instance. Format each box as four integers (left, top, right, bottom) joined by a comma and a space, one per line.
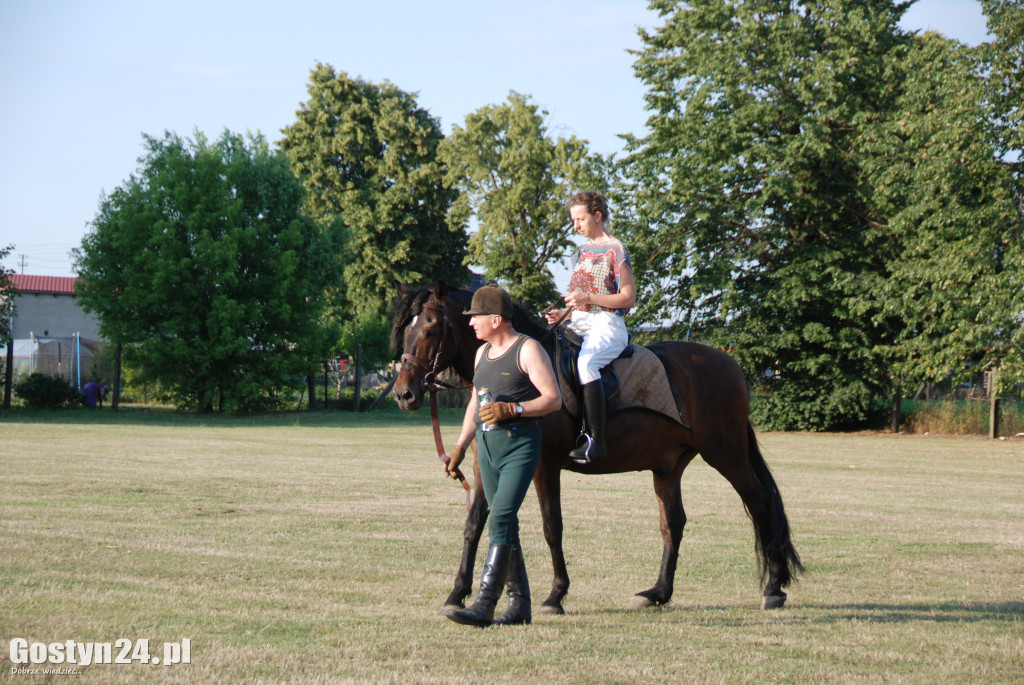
400, 300, 472, 509
400, 301, 463, 393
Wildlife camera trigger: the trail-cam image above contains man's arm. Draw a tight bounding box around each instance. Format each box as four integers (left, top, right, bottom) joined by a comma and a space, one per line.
518, 338, 562, 417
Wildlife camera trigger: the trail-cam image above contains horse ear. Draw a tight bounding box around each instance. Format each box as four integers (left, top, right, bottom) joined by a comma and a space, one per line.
434, 281, 449, 303
395, 279, 412, 297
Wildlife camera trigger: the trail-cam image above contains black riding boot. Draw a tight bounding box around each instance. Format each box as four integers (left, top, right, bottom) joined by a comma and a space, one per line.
570, 380, 607, 463
446, 544, 512, 627
493, 546, 531, 626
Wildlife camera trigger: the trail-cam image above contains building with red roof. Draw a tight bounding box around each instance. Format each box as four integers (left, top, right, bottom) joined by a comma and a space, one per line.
4, 274, 105, 385
8, 274, 99, 340
10, 274, 80, 296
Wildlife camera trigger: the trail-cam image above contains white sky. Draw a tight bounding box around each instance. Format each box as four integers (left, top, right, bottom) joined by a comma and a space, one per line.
0, 0, 991, 279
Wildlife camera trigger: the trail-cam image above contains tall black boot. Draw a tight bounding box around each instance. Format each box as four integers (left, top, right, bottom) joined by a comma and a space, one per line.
493, 546, 531, 626
570, 380, 607, 463
446, 545, 512, 627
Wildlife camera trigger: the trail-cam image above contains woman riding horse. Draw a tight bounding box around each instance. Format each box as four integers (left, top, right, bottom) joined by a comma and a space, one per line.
544, 191, 635, 463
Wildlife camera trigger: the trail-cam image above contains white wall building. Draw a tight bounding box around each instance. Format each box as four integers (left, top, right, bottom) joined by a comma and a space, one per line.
4, 275, 106, 385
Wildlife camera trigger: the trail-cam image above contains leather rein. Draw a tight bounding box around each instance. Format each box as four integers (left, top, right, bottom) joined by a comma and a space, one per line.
400, 301, 472, 510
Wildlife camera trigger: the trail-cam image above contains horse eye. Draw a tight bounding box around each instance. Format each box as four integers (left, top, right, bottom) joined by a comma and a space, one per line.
425, 327, 438, 338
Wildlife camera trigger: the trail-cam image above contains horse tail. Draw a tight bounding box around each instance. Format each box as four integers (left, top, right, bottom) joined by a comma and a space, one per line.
746, 422, 805, 588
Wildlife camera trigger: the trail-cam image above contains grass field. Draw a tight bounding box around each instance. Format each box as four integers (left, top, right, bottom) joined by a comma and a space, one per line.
1, 408, 1022, 683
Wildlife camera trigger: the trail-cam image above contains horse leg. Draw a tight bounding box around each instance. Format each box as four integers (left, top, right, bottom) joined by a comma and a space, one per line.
705, 424, 803, 609
533, 457, 569, 615
444, 447, 489, 611
629, 454, 693, 609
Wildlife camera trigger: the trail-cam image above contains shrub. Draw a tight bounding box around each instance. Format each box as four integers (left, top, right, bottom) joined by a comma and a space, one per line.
750, 378, 875, 431
14, 373, 82, 409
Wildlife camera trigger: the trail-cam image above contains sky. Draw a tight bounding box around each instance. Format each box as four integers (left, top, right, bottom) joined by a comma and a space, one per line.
0, 0, 993, 279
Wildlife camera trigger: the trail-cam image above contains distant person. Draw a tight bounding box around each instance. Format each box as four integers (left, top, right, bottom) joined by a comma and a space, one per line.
81, 382, 107, 409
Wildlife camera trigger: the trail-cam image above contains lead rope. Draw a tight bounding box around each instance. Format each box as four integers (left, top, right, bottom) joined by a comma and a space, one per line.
430, 388, 472, 511
419, 301, 472, 511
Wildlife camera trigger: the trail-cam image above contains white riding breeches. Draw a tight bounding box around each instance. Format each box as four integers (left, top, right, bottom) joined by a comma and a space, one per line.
569, 309, 629, 385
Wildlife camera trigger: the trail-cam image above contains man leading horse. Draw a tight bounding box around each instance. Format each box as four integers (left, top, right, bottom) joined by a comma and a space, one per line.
443, 285, 562, 627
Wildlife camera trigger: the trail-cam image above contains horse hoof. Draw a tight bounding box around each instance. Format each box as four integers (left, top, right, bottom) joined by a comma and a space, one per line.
537, 603, 565, 616
442, 603, 465, 614
761, 594, 787, 610
627, 595, 657, 610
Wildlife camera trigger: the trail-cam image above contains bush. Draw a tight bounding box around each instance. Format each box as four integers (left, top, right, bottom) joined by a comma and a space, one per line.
14, 373, 82, 409
750, 377, 876, 431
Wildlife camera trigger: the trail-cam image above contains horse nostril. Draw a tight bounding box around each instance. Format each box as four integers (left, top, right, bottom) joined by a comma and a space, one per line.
401, 389, 414, 401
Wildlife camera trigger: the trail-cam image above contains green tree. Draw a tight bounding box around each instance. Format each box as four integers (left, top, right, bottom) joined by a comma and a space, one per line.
280, 63, 468, 323
861, 32, 1020, 396
980, 0, 1024, 387
982, 0, 1024, 174
622, 0, 909, 429
74, 131, 336, 412
337, 309, 392, 370
1, 244, 15, 410
439, 91, 608, 314
0, 244, 15, 339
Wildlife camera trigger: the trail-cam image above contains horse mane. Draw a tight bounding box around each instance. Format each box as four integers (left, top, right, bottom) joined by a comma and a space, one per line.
390, 286, 450, 351
390, 283, 551, 353
390, 288, 428, 351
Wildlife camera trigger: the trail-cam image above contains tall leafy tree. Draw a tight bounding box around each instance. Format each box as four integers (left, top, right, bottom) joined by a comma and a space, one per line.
622, 0, 909, 429
0, 244, 15, 340
1, 245, 14, 409
980, 0, 1024, 387
74, 131, 336, 412
862, 32, 1020, 395
280, 63, 468, 322
982, 0, 1024, 174
438, 92, 608, 314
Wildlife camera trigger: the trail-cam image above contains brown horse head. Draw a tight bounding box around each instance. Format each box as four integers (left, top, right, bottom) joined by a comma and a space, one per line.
391, 282, 469, 410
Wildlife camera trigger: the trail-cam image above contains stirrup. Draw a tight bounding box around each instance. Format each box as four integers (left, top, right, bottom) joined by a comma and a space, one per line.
569, 433, 595, 464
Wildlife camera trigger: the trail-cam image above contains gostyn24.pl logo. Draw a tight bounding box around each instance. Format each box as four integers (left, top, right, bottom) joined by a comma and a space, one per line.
9, 638, 190, 673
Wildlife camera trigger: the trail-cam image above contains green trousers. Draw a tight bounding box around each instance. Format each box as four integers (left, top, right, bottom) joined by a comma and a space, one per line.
476, 422, 541, 547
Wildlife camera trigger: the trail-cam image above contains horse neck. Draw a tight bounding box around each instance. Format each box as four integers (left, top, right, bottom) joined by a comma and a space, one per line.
450, 317, 481, 384
441, 290, 481, 384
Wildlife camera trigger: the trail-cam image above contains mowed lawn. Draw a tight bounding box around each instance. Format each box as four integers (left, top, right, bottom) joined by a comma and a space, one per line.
1, 409, 1022, 683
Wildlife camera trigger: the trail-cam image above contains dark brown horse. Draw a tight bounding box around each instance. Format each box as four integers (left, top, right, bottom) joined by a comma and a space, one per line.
391, 282, 803, 613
